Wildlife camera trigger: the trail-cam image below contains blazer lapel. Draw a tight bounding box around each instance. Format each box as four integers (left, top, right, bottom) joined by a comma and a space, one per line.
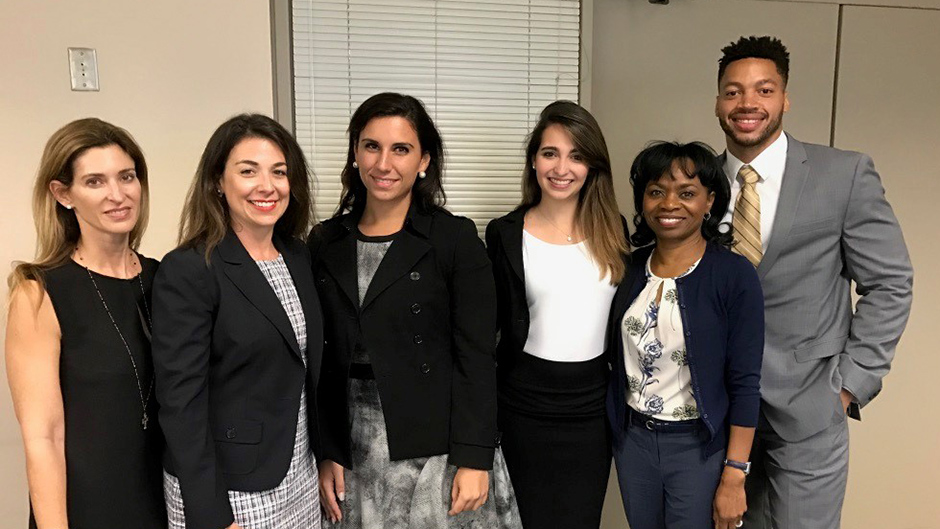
360, 229, 431, 311
499, 208, 526, 282
757, 134, 809, 280
280, 238, 323, 371
218, 232, 303, 359
320, 223, 360, 310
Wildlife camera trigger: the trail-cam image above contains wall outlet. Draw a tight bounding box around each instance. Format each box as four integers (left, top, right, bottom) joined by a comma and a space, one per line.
68, 48, 99, 91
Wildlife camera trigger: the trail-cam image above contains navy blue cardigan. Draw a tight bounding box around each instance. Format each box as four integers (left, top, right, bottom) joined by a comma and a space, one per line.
606, 242, 765, 456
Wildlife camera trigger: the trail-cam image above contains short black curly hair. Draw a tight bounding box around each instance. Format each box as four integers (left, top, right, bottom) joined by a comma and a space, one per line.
629, 141, 732, 249
718, 36, 790, 86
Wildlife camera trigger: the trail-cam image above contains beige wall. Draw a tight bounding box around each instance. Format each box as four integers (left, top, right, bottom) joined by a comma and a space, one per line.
592, 1, 939, 528
3, 0, 938, 527
833, 5, 940, 527
0, 0, 274, 522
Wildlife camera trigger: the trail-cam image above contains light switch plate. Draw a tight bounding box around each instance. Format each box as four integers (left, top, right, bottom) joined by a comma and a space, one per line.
68, 48, 99, 91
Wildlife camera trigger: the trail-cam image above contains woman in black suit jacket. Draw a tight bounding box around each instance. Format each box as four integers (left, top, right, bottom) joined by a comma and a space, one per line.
152, 114, 322, 529
310, 93, 521, 529
486, 101, 629, 529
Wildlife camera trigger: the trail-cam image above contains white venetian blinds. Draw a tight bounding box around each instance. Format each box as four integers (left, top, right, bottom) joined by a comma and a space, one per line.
291, 0, 581, 229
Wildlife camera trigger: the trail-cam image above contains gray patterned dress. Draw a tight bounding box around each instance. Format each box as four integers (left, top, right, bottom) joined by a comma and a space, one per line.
164, 255, 320, 529
326, 233, 522, 529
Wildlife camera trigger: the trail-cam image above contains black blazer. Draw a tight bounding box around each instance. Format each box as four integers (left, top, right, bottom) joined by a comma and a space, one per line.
485, 207, 630, 370
308, 206, 498, 471
152, 232, 323, 529
484, 208, 530, 370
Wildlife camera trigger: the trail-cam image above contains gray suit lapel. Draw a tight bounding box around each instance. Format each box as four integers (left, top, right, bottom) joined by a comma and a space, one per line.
757, 134, 809, 280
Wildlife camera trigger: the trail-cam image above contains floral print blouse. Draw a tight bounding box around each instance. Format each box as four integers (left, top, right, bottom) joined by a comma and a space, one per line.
621, 253, 701, 421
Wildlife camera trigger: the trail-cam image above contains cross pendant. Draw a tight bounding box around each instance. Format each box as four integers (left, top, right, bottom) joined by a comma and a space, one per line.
142, 412, 149, 430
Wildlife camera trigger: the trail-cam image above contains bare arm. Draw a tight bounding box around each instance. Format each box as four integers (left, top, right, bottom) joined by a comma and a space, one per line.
713, 425, 755, 529
6, 281, 68, 529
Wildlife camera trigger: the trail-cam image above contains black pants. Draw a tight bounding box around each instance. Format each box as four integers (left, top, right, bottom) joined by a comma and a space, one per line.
498, 352, 611, 529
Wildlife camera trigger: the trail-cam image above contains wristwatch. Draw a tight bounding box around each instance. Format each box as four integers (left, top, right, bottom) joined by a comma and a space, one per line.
723, 458, 751, 476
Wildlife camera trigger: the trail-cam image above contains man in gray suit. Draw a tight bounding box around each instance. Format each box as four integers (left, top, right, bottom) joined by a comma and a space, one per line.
714, 36, 913, 528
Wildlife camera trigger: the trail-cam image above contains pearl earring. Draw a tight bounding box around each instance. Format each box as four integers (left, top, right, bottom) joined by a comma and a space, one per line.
65, 204, 73, 210
216, 188, 223, 197
418, 171, 427, 179
352, 161, 359, 169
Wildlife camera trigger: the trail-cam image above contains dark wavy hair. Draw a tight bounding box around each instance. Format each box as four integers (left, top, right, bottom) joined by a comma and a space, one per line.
629, 141, 732, 248
336, 92, 445, 216
718, 35, 790, 86
178, 113, 314, 258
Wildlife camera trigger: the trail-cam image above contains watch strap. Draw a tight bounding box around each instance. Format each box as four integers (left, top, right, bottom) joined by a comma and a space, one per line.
723, 458, 751, 476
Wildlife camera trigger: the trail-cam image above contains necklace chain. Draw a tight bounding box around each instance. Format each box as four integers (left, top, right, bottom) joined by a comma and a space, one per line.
77, 248, 154, 430
536, 206, 575, 243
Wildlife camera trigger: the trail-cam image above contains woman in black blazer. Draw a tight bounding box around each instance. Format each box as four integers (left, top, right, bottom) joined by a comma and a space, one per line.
310, 93, 521, 529
152, 114, 322, 529
485, 101, 629, 529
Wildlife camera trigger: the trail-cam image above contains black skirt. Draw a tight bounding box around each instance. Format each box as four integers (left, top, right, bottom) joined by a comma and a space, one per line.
497, 352, 611, 529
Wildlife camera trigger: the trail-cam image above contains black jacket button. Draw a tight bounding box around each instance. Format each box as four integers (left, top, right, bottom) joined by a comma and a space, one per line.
414, 334, 423, 344
421, 363, 431, 374
411, 303, 422, 314
225, 427, 237, 439
410, 271, 421, 281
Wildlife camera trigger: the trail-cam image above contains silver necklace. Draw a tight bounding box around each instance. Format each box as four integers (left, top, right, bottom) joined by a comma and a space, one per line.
77, 249, 154, 430
536, 206, 576, 243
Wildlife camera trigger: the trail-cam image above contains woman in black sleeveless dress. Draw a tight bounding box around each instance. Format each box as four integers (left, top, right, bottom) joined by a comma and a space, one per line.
6, 118, 166, 529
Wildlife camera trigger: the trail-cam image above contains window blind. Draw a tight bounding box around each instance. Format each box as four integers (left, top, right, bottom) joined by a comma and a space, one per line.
292, 0, 581, 230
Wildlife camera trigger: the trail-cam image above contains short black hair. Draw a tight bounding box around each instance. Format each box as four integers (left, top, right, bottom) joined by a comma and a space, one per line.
629, 141, 732, 248
718, 36, 790, 86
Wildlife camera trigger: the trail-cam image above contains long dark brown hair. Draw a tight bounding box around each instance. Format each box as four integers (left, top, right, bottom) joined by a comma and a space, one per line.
336, 93, 445, 217
9, 118, 149, 293
178, 114, 314, 258
520, 101, 628, 283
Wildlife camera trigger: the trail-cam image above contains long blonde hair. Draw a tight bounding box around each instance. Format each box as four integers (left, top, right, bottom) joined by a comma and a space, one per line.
8, 118, 150, 293
521, 101, 629, 283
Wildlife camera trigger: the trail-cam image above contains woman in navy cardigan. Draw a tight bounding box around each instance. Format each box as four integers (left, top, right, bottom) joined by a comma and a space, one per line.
607, 141, 764, 529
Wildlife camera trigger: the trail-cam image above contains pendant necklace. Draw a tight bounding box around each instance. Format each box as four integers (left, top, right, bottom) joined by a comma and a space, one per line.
536, 207, 575, 243
77, 248, 154, 430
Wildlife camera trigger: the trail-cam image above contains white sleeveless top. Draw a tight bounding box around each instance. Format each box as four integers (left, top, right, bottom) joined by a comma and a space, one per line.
522, 230, 617, 362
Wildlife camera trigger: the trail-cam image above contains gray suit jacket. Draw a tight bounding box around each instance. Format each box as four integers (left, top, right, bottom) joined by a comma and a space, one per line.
722, 134, 913, 442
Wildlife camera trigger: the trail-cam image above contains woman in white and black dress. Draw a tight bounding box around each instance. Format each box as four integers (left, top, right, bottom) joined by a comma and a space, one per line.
310, 92, 522, 529
152, 114, 323, 529
485, 101, 629, 529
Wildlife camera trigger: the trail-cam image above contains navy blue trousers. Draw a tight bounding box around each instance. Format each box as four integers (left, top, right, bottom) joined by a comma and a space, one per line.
613, 415, 724, 529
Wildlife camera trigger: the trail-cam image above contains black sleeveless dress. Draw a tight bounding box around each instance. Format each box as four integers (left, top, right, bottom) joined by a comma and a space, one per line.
29, 257, 166, 529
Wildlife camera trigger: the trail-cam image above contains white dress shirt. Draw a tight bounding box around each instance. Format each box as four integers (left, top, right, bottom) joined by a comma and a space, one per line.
720, 132, 789, 250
